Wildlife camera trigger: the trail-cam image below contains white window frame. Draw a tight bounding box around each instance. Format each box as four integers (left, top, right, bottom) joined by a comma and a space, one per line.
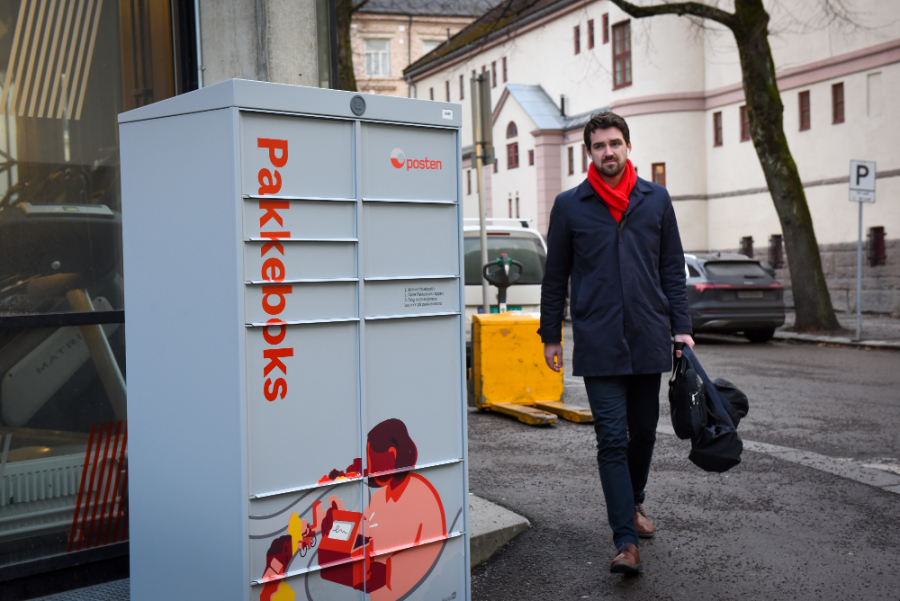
364, 39, 391, 78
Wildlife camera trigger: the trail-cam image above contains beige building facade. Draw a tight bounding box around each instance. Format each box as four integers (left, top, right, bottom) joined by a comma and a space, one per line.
406, 0, 900, 314
352, 1, 484, 97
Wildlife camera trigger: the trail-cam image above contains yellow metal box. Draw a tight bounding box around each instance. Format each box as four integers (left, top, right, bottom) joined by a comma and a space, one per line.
472, 313, 563, 408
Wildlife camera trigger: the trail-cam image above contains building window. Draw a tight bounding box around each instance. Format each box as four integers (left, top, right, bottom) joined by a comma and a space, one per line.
582, 145, 588, 172
652, 162, 666, 187
429, 87, 434, 100
502, 57, 508, 82
493, 160, 498, 173
568, 146, 574, 175
832, 82, 845, 124
491, 61, 497, 87
713, 111, 723, 146
460, 74, 465, 99
422, 39, 441, 54
467, 169, 472, 194
528, 149, 535, 165
612, 21, 632, 89
574, 25, 581, 55
506, 121, 518, 138
868, 226, 886, 266
507, 143, 519, 169
472, 69, 476, 79
588, 19, 595, 49
602, 13, 609, 43
768, 234, 784, 269
445, 80, 450, 102
364, 39, 391, 77
740, 105, 750, 141
516, 195, 520, 218
509, 197, 513, 217
799, 90, 811, 131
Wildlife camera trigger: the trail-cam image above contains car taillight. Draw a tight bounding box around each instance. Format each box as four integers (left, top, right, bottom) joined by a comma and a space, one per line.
767, 282, 783, 289
692, 283, 728, 293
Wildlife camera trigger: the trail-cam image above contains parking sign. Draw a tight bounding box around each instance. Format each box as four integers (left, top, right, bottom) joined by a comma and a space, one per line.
849, 160, 876, 203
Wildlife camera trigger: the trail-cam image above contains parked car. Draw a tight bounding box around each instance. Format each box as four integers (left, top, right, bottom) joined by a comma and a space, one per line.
463, 218, 547, 353
684, 253, 785, 343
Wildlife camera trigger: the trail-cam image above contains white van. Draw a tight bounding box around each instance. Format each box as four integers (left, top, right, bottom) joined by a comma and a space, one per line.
463, 218, 548, 348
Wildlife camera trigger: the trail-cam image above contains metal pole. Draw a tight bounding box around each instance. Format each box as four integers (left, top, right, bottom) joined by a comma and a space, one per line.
471, 75, 490, 314
856, 200, 862, 340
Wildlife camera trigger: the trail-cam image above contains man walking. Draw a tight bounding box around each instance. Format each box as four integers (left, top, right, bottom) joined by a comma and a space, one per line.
539, 112, 694, 574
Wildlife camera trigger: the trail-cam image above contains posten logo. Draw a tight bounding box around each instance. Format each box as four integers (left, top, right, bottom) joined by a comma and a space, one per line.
391, 148, 406, 168
390, 147, 443, 171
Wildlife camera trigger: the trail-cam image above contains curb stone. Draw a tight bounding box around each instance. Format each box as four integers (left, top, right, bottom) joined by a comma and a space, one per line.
773, 330, 900, 350
468, 493, 531, 568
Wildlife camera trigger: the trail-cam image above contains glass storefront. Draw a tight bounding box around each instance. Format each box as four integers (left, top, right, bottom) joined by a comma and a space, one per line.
0, 0, 194, 573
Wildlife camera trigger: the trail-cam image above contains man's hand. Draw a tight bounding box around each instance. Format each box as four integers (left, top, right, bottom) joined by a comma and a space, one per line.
674, 334, 695, 358
544, 343, 563, 372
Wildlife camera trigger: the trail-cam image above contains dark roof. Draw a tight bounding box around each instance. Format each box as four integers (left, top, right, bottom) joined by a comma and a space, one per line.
404, 0, 577, 78
357, 0, 500, 17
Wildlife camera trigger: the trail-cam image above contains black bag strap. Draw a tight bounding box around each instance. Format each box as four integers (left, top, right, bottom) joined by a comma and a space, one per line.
681, 346, 735, 430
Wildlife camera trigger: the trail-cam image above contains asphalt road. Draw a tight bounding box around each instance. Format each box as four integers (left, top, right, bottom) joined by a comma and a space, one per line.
468, 326, 900, 600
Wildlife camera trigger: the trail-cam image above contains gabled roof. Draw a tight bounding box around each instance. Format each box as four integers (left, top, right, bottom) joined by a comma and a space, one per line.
493, 84, 609, 132
357, 0, 499, 17
404, 0, 580, 79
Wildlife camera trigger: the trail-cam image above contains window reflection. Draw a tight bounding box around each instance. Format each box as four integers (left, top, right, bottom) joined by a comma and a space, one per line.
0, 0, 181, 569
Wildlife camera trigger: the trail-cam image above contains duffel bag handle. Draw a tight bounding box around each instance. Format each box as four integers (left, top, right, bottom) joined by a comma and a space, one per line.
670, 341, 687, 382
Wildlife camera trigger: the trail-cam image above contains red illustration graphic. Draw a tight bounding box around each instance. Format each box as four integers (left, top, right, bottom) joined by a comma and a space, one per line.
256, 419, 446, 600
317, 419, 446, 599
67, 421, 128, 552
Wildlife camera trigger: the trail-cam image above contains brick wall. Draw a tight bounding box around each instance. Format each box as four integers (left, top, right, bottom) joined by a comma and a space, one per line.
773, 239, 899, 316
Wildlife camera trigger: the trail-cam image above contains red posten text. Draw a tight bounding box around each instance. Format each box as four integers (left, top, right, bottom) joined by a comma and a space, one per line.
257, 138, 292, 401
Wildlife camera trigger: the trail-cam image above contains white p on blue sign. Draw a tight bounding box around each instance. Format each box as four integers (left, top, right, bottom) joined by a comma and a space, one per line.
849, 160, 876, 203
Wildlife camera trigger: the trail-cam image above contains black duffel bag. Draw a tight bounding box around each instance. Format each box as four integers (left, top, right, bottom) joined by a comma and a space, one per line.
667, 344, 708, 439
671, 345, 746, 473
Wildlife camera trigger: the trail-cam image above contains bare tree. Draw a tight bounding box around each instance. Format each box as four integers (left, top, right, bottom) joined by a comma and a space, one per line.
609, 0, 840, 332
335, 0, 370, 91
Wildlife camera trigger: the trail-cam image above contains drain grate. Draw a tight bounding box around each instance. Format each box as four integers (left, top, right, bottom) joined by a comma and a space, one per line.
32, 578, 129, 601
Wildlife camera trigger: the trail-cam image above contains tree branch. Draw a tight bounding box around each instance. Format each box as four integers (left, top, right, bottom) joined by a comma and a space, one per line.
607, 0, 737, 30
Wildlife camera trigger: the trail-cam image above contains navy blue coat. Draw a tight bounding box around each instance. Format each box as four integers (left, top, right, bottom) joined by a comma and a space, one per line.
538, 177, 692, 377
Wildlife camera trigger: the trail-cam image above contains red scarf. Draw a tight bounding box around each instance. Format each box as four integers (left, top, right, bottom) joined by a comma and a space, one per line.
587, 159, 637, 223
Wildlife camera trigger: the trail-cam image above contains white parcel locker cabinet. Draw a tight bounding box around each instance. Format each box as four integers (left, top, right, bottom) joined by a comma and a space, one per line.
120, 80, 468, 601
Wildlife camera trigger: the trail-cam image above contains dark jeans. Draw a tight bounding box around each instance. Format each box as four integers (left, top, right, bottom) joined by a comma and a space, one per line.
584, 373, 661, 547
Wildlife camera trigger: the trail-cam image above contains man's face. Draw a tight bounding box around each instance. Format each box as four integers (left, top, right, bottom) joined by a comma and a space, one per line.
588, 127, 631, 178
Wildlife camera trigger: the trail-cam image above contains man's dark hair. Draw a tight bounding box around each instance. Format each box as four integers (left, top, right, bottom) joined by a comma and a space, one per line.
583, 111, 630, 149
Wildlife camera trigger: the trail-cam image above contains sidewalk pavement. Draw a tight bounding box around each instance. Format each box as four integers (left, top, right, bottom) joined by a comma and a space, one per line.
30, 495, 529, 601
775, 309, 900, 350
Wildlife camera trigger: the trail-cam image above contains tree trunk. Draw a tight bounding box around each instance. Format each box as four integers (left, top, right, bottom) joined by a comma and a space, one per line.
733, 0, 839, 331
335, 0, 358, 91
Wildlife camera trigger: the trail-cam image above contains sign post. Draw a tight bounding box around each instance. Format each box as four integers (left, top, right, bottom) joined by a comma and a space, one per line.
849, 160, 876, 340
471, 74, 494, 314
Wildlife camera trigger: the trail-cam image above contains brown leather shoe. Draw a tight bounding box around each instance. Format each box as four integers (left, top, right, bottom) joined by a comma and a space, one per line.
634, 504, 655, 539
610, 543, 642, 574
